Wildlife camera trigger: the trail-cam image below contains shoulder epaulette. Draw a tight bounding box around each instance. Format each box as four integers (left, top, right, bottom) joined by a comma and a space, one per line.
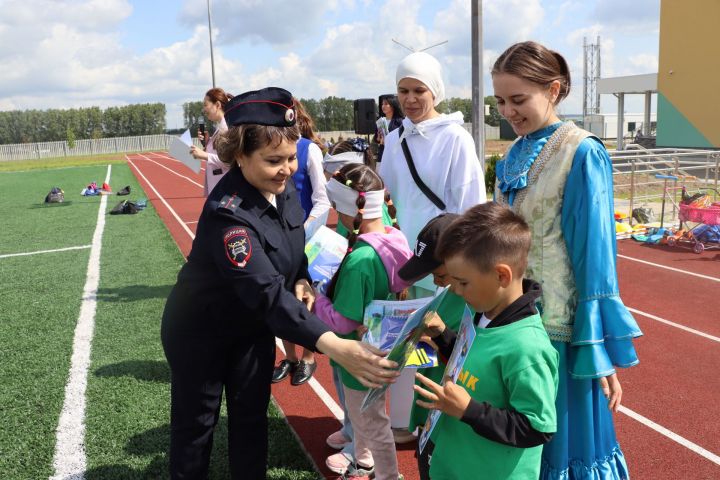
217, 193, 241, 213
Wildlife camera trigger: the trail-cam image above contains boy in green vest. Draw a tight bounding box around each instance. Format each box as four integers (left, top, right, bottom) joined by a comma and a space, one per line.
414, 202, 559, 480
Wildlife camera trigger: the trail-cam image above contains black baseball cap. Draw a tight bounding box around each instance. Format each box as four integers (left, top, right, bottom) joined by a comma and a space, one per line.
398, 213, 460, 281
224, 87, 296, 127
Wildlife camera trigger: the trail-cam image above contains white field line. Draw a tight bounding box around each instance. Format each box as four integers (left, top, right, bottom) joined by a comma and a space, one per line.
628, 307, 720, 343
0, 245, 91, 259
275, 338, 345, 422
50, 165, 111, 480
617, 254, 720, 283
619, 406, 720, 466
127, 157, 195, 240
135, 153, 203, 188
150, 151, 205, 172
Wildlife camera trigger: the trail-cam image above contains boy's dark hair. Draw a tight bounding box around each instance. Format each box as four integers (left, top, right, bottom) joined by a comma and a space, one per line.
436, 202, 531, 278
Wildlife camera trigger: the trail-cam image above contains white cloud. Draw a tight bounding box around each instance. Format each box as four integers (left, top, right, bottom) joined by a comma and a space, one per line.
179, 0, 331, 47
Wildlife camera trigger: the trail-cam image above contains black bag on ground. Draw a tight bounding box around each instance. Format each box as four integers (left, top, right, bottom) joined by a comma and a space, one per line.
44, 187, 65, 203
110, 200, 139, 215
117, 186, 131, 196
632, 207, 655, 224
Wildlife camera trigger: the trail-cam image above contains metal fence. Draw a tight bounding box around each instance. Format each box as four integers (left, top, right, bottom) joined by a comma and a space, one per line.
610, 144, 720, 225
0, 134, 173, 161
1, 122, 502, 162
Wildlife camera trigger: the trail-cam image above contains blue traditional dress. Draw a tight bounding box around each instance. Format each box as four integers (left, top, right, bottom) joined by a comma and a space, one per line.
495, 121, 642, 480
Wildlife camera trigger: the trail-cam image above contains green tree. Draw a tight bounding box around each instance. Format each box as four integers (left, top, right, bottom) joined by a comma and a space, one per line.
66, 127, 76, 149
484, 96, 501, 127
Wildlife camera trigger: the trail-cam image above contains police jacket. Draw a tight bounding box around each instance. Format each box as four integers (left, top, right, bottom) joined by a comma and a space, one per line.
169, 165, 331, 349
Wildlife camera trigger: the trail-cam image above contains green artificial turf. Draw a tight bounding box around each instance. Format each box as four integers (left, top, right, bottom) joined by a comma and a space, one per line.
0, 161, 319, 479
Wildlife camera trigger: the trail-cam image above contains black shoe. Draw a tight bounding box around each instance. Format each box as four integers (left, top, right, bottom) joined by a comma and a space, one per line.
272, 359, 298, 383
291, 361, 317, 386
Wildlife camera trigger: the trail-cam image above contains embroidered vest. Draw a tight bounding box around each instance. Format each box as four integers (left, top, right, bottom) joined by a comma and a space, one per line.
496, 122, 593, 342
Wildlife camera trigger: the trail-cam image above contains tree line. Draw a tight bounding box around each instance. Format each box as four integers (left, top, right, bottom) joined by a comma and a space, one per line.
182, 96, 501, 135
0, 103, 166, 145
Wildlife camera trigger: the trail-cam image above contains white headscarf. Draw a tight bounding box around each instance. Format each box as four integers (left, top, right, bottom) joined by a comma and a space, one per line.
326, 178, 385, 219
396, 51, 446, 106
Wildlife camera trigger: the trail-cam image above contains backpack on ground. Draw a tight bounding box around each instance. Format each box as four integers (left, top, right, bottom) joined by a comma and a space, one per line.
45, 187, 65, 203
110, 200, 139, 215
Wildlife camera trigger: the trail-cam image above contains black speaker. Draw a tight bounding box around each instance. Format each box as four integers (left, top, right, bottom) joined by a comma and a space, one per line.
354, 98, 377, 135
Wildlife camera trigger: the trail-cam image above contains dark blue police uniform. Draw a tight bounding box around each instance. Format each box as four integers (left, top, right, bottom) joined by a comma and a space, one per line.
161, 164, 331, 479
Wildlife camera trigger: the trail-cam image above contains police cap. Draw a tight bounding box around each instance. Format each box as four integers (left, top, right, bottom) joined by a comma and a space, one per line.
224, 87, 296, 127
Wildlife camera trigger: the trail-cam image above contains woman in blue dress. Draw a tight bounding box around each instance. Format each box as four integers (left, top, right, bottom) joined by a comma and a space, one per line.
491, 41, 642, 479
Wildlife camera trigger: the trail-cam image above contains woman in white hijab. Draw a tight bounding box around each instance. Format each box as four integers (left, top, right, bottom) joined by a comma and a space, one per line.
377, 51, 486, 448
379, 52, 486, 293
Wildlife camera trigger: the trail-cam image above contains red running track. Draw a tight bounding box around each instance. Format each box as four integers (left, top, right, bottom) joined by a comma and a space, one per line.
128, 152, 720, 479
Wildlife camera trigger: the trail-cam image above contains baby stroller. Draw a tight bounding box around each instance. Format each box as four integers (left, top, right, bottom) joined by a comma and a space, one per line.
656, 174, 720, 253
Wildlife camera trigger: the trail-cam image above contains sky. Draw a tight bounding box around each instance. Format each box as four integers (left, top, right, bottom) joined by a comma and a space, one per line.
0, 0, 661, 129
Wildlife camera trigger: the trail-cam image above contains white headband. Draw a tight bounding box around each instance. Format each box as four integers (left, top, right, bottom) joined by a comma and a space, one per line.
326, 178, 385, 219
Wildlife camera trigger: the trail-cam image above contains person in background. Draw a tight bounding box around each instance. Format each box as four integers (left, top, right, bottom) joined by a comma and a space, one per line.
378, 50, 486, 443
190, 87, 233, 196
161, 87, 399, 480
491, 41, 642, 479
272, 98, 332, 387
374, 95, 404, 163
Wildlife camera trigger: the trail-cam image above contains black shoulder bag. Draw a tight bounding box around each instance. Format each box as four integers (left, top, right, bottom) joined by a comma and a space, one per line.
397, 126, 446, 210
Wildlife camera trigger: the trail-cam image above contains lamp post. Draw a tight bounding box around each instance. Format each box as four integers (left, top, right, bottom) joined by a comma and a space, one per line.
207, 0, 216, 87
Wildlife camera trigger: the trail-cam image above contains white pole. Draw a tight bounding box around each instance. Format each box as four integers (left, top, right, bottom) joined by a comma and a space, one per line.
207, 0, 216, 87
471, 0, 485, 170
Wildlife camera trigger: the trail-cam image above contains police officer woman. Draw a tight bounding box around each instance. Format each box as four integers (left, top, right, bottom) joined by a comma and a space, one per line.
161, 87, 399, 480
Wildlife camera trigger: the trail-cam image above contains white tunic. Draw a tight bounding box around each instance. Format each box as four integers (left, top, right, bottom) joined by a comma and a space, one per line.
379, 113, 486, 288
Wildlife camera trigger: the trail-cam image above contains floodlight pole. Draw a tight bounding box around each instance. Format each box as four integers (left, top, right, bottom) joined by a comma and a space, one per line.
471, 1, 485, 171
207, 0, 216, 87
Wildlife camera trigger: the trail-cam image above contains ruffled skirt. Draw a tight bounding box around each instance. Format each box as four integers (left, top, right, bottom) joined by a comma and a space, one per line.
540, 341, 630, 480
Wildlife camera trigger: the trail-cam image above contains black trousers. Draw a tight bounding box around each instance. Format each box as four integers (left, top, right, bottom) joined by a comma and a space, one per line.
161, 295, 275, 480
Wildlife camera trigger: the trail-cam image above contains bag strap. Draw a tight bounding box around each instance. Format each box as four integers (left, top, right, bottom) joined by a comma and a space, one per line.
398, 126, 446, 210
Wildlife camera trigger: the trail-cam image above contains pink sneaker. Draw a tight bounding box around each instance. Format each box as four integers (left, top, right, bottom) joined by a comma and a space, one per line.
326, 429, 352, 449
326, 452, 354, 475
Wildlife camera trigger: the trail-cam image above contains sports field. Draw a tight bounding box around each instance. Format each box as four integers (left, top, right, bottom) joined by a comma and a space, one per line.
0, 162, 317, 479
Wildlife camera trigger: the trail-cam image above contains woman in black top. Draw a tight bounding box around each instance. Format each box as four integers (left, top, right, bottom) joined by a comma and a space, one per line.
161, 87, 398, 480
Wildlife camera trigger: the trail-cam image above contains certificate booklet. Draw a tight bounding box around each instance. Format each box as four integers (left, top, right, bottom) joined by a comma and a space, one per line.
304, 225, 347, 295
168, 129, 201, 174
360, 287, 449, 412
418, 305, 476, 453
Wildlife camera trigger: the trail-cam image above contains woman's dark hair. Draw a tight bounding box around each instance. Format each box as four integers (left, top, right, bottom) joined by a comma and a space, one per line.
293, 97, 326, 154
381, 95, 404, 120
214, 124, 300, 167
491, 41, 571, 105
325, 163, 400, 299
205, 87, 234, 109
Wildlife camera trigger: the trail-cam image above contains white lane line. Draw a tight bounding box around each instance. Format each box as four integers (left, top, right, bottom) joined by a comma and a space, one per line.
135, 153, 203, 188
185, 221, 198, 225
617, 254, 720, 283
620, 406, 720, 466
127, 157, 196, 240
50, 165, 111, 480
150, 151, 206, 173
0, 245, 91, 259
275, 339, 345, 422
628, 307, 720, 343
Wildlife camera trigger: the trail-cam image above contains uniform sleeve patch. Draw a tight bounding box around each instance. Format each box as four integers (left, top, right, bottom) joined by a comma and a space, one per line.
224, 227, 252, 268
